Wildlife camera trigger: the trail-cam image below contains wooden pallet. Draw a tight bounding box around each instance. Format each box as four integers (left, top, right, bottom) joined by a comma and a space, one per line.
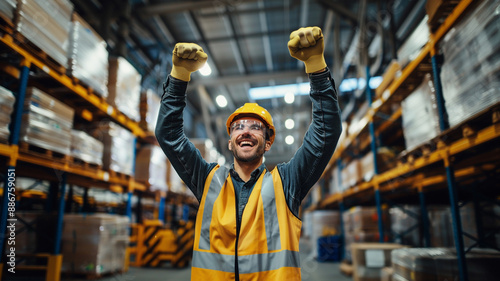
67, 155, 102, 171
19, 142, 71, 163
109, 169, 132, 181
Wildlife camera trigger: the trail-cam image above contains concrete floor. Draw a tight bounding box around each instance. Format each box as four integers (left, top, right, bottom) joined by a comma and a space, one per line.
64, 238, 352, 281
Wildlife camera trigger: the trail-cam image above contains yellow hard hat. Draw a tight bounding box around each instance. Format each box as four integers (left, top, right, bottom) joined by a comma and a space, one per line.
226, 103, 275, 144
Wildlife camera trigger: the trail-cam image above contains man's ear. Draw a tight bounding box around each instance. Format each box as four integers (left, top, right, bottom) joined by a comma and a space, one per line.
228, 139, 233, 151
264, 140, 271, 152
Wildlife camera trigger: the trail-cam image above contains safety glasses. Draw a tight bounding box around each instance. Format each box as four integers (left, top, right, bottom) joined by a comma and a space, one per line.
230, 119, 265, 135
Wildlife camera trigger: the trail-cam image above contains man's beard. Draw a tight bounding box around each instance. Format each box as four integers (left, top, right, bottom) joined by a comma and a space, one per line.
231, 141, 266, 163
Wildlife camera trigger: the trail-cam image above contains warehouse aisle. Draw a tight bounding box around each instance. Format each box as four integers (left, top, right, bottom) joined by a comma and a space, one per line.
64, 239, 352, 281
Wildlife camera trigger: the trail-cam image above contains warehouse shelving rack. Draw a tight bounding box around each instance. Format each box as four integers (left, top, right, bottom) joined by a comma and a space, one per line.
0, 29, 154, 280
311, 1, 500, 281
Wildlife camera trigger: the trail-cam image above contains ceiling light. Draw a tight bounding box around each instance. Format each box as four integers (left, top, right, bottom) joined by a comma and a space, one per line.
199, 63, 212, 76
285, 135, 294, 145
284, 92, 295, 104
285, 118, 295, 129
216, 95, 227, 108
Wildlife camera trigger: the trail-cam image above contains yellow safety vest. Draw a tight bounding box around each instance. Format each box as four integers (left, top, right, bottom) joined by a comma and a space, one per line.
191, 165, 302, 281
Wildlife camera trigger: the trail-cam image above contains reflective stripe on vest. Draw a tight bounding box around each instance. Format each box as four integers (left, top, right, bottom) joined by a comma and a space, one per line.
261, 172, 281, 251
192, 249, 300, 273
198, 168, 229, 250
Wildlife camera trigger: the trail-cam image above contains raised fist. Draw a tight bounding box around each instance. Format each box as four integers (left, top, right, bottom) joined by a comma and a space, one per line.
288, 27, 326, 73
171, 43, 208, 81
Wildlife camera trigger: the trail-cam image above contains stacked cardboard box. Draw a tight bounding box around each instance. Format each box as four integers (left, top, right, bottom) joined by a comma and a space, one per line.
17, 0, 73, 68
108, 57, 141, 122
401, 74, 440, 151
20, 87, 74, 155
62, 214, 129, 275
70, 130, 103, 166
0, 86, 15, 142
68, 13, 109, 98
139, 89, 161, 133
344, 207, 390, 261
440, 0, 500, 128
341, 159, 361, 189
392, 248, 500, 281
135, 145, 168, 192
91, 121, 136, 176
351, 243, 406, 281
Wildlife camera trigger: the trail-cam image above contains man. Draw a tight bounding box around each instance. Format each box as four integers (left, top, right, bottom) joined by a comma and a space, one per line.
156, 26, 341, 281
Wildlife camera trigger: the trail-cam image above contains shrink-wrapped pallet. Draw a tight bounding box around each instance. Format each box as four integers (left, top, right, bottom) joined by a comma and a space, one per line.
359, 148, 397, 182
351, 243, 406, 281
17, 0, 73, 68
68, 13, 109, 98
108, 57, 141, 121
135, 145, 167, 192
392, 248, 500, 281
401, 74, 440, 151
341, 159, 361, 189
91, 121, 136, 176
62, 214, 130, 275
0, 86, 15, 142
440, 0, 500, 128
397, 16, 429, 68
70, 130, 103, 166
0, 0, 16, 23
310, 210, 341, 258
139, 89, 161, 133
351, 206, 389, 232
390, 205, 421, 247
20, 87, 74, 155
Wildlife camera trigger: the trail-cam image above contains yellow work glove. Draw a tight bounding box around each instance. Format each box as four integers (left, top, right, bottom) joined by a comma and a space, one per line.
171, 43, 208, 81
288, 26, 326, 73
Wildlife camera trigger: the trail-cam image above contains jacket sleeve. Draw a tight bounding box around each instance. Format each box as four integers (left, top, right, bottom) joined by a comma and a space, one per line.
277, 69, 342, 215
155, 76, 217, 202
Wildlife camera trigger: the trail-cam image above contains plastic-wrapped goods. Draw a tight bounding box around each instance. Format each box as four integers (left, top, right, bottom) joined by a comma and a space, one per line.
391, 248, 500, 281
135, 145, 168, 192
140, 89, 161, 133
0, 0, 16, 23
329, 165, 341, 195
310, 210, 341, 258
397, 16, 429, 68
68, 13, 109, 98
390, 205, 421, 247
108, 57, 141, 121
70, 130, 103, 166
440, 0, 500, 128
427, 205, 454, 247
62, 214, 130, 275
351, 243, 406, 281
0, 86, 15, 142
341, 159, 361, 189
20, 87, 74, 155
17, 0, 73, 68
401, 74, 440, 151
91, 121, 136, 176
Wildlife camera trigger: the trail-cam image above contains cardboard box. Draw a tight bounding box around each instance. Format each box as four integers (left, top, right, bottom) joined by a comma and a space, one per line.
135, 145, 167, 192
351, 243, 406, 281
139, 89, 161, 133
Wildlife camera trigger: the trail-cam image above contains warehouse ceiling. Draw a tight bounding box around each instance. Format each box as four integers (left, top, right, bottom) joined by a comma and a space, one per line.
70, 0, 425, 168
